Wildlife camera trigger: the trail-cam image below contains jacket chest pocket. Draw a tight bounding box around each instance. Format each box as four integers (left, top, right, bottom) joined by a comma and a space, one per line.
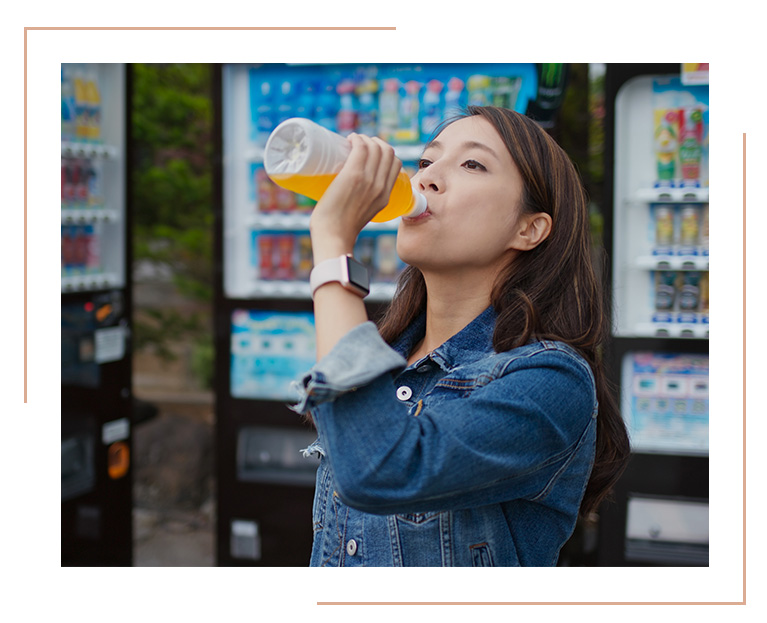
388, 511, 452, 566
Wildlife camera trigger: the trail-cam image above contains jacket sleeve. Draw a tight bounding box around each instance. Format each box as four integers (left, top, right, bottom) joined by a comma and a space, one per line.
289, 321, 407, 415
296, 327, 597, 515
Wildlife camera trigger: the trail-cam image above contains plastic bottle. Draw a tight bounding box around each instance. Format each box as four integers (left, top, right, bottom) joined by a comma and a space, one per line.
73, 66, 89, 142
336, 78, 358, 137
444, 77, 465, 118
61, 66, 76, 142
87, 159, 104, 209
654, 108, 678, 188
355, 70, 379, 136
420, 79, 444, 142
467, 75, 493, 106
254, 80, 275, 145
84, 66, 101, 143
264, 117, 427, 223
276, 80, 294, 126
378, 78, 400, 143
295, 80, 316, 123
315, 82, 338, 132
85, 223, 101, 274
397, 80, 422, 144
678, 107, 703, 188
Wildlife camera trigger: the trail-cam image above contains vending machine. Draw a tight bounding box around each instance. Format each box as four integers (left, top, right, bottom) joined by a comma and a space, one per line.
61, 63, 133, 565
213, 62, 555, 565
598, 64, 709, 566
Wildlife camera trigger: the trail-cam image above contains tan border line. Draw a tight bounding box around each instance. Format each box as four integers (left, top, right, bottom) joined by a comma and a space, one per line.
24, 28, 27, 404
318, 602, 744, 606
29, 26, 395, 30
742, 133, 747, 605
26, 22, 394, 403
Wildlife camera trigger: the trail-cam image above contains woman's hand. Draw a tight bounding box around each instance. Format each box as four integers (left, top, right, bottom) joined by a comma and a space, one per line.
309, 133, 402, 263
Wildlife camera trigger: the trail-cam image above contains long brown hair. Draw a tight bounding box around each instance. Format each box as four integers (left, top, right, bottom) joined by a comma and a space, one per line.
377, 106, 629, 516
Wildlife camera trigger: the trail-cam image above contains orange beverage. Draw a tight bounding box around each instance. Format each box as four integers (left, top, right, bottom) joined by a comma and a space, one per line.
269, 169, 419, 223
264, 117, 426, 223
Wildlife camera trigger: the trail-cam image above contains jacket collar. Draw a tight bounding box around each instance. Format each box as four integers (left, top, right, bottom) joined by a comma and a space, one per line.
390, 305, 497, 372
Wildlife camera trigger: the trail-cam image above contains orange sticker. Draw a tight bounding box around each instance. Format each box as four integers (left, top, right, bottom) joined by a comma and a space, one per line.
95, 304, 112, 322
107, 442, 130, 479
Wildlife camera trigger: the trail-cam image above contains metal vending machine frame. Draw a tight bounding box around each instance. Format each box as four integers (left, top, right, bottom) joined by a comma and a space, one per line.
61, 63, 133, 566
598, 64, 710, 566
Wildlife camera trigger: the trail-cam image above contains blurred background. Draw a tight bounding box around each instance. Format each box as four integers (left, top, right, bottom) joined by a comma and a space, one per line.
61, 62, 709, 567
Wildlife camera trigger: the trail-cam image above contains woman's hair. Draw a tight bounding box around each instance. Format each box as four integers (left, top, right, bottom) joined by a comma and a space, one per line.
377, 105, 630, 517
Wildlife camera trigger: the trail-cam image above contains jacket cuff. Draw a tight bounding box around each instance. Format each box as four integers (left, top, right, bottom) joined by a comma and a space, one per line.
289, 321, 407, 414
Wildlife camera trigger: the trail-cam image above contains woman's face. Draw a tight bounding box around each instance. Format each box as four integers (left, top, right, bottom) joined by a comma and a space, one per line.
397, 115, 526, 275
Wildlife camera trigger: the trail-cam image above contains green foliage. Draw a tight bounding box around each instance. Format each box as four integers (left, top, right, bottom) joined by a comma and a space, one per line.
190, 334, 215, 390
131, 64, 214, 386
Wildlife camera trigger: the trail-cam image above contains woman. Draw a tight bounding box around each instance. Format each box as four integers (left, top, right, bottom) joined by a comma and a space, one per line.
291, 106, 629, 567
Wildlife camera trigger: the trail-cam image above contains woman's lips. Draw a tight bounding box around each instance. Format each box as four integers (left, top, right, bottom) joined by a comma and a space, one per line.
402, 209, 432, 223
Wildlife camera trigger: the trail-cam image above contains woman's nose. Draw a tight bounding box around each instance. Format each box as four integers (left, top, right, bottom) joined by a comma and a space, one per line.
415, 166, 441, 193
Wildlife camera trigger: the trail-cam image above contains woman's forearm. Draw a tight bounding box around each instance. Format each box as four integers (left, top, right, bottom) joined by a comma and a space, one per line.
307, 133, 402, 360
310, 233, 369, 361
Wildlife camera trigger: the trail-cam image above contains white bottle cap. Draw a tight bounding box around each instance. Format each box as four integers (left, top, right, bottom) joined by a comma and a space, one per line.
407, 182, 428, 217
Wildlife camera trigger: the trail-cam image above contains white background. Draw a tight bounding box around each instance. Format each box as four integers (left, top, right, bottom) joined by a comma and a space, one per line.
1, 1, 764, 621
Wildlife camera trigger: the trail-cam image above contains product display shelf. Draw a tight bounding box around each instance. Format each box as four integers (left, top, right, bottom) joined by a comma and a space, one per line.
61, 137, 125, 293
633, 187, 709, 204
61, 208, 121, 225
61, 141, 119, 160
630, 322, 708, 340
634, 255, 709, 271
62, 272, 122, 293
242, 280, 397, 302
248, 212, 401, 231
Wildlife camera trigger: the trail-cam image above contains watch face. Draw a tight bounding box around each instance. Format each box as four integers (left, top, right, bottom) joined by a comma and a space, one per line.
347, 257, 370, 292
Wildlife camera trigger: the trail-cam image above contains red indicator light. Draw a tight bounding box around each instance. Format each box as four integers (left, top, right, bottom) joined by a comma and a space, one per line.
84, 302, 94, 312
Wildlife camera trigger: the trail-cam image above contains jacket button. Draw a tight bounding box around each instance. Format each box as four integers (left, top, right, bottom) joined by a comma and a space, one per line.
396, 386, 413, 401
346, 539, 358, 556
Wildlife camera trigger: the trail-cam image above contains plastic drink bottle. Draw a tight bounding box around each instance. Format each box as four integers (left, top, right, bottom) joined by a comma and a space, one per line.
264, 117, 427, 223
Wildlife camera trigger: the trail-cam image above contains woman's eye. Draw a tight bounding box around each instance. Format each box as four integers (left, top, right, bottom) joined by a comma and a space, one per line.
463, 159, 486, 171
417, 159, 432, 169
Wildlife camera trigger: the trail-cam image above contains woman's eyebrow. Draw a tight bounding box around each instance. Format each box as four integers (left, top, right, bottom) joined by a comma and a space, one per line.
423, 139, 500, 160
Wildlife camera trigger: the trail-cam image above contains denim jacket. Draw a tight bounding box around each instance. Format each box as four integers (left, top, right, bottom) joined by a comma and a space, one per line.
291, 305, 597, 566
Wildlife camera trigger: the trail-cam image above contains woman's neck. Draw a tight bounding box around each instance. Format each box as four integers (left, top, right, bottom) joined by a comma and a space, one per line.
406, 269, 494, 365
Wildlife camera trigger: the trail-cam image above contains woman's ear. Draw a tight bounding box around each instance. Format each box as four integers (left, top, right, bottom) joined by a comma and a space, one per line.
509, 212, 552, 251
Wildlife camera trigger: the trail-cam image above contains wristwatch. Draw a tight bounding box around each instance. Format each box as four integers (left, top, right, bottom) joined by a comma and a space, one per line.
310, 254, 370, 298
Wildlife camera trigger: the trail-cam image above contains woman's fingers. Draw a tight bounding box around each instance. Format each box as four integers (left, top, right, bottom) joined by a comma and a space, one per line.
342, 133, 400, 212
372, 136, 402, 197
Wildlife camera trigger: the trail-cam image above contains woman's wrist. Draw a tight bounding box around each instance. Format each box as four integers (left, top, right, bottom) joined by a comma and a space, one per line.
309, 223, 357, 264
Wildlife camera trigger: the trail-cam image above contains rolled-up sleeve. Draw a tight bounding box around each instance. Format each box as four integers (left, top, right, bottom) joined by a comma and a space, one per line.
289, 321, 407, 415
